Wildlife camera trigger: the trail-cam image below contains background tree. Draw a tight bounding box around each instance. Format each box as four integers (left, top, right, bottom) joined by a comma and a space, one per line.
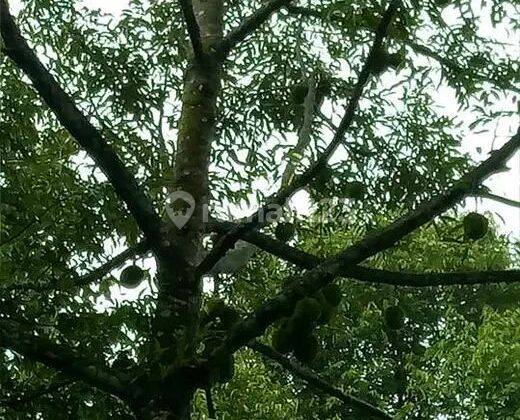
0, 0, 519, 419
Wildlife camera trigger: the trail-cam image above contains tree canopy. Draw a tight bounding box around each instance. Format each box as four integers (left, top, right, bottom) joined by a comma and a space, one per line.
0, 0, 519, 418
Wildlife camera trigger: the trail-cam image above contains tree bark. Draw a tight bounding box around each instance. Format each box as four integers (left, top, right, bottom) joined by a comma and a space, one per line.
149, 1, 224, 417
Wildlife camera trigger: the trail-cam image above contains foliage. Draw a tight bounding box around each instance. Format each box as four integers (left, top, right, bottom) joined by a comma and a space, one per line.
0, 0, 518, 418
211, 217, 519, 419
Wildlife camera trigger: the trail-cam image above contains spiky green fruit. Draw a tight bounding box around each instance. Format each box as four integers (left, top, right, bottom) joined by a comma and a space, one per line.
317, 77, 332, 98
275, 222, 296, 242
293, 334, 319, 364
206, 299, 240, 328
371, 49, 404, 75
294, 298, 322, 323
290, 83, 309, 104
463, 212, 489, 240
322, 283, 342, 307
345, 181, 366, 200
120, 265, 144, 289
272, 326, 293, 354
384, 305, 405, 330
314, 292, 337, 325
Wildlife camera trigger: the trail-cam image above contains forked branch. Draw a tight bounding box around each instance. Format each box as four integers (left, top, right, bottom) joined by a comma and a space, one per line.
197, 0, 401, 276
0, 1, 165, 249
205, 128, 519, 364
209, 219, 520, 287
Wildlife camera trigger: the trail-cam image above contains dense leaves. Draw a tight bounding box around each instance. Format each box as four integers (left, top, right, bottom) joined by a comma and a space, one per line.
0, 0, 518, 418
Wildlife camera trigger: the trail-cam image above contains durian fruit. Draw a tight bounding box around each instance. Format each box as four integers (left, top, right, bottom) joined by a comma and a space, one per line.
387, 52, 405, 69
206, 299, 227, 318
384, 305, 405, 330
206, 299, 240, 329
314, 292, 336, 325
311, 165, 334, 192
120, 265, 144, 289
272, 322, 294, 354
275, 222, 296, 242
219, 306, 240, 329
289, 297, 322, 335
316, 77, 332, 99
371, 48, 404, 75
317, 302, 336, 325
290, 82, 309, 104
344, 181, 366, 200
412, 343, 426, 356
112, 352, 134, 371
293, 334, 319, 364
463, 212, 489, 241
322, 283, 342, 307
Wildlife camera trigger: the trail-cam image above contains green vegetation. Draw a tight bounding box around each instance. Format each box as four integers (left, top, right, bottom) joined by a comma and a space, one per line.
0, 0, 518, 418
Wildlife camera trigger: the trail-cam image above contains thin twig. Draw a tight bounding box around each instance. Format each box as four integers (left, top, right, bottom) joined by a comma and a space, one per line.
475, 191, 520, 208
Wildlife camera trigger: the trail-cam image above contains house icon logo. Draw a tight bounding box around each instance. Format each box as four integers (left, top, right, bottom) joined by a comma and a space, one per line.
165, 190, 196, 229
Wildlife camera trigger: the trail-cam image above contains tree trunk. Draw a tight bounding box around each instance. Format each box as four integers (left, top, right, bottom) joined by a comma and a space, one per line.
149, 1, 224, 417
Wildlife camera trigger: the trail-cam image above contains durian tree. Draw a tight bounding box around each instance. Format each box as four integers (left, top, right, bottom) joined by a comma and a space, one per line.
1, 0, 519, 419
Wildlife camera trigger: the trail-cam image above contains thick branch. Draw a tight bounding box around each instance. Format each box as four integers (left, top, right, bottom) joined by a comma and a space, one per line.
206, 129, 519, 363
209, 219, 520, 287
197, 0, 401, 276
0, 319, 130, 400
215, 0, 292, 59
344, 267, 520, 287
0, 2, 165, 248
250, 342, 391, 419
178, 0, 204, 60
